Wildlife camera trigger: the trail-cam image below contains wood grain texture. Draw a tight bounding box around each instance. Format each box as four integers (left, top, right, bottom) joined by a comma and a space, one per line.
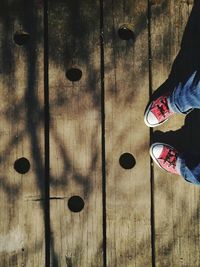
151, 0, 200, 266
48, 0, 103, 266
103, 0, 152, 266
2, 1, 200, 266
0, 0, 45, 266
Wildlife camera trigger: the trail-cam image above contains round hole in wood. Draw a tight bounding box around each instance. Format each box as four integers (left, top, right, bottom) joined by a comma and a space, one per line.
118, 25, 135, 40
68, 196, 85, 212
66, 68, 82, 82
119, 153, 136, 169
13, 32, 30, 46
14, 157, 30, 174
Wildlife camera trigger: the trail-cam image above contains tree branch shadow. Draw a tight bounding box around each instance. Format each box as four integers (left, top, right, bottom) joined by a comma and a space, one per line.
1, 0, 200, 266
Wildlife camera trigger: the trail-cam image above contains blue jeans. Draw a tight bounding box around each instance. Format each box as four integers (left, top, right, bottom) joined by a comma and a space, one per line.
168, 71, 200, 185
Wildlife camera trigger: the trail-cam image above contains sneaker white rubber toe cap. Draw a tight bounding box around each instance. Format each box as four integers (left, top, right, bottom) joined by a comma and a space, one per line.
144, 111, 159, 127
150, 144, 163, 160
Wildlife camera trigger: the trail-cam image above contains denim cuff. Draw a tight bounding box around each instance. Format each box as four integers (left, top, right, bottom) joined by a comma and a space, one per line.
179, 156, 200, 185
168, 91, 193, 114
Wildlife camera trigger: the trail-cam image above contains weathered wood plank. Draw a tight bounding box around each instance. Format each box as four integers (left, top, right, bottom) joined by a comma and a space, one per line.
0, 0, 45, 266
103, 0, 152, 266
151, 1, 200, 266
48, 0, 103, 266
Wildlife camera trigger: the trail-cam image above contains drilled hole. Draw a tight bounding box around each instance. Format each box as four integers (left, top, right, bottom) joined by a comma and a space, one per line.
119, 153, 136, 169
66, 68, 82, 82
14, 157, 30, 174
68, 196, 84, 212
13, 32, 30, 46
118, 25, 135, 40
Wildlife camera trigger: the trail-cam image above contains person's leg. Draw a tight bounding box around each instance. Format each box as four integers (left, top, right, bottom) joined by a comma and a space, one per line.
145, 71, 200, 184
169, 71, 200, 114
180, 152, 200, 185
150, 143, 200, 186
144, 70, 200, 127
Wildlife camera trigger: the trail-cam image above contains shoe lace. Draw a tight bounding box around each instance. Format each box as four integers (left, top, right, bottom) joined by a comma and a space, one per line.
155, 98, 170, 117
159, 148, 177, 168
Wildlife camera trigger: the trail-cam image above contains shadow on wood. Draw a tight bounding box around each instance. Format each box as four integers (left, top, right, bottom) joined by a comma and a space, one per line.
153, 0, 200, 157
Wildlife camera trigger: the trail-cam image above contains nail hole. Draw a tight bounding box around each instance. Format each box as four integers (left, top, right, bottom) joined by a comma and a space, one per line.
68, 196, 84, 212
13, 32, 30, 46
14, 157, 30, 174
118, 25, 135, 40
66, 68, 82, 82
119, 153, 136, 169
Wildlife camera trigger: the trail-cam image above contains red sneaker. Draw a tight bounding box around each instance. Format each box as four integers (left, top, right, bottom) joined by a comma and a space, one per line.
150, 143, 181, 175
144, 95, 174, 127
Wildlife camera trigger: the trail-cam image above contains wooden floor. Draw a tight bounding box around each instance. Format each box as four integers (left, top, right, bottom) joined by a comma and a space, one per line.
0, 0, 200, 266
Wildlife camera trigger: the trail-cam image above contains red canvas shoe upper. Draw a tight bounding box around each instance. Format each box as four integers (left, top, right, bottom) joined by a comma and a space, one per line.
144, 95, 175, 127
150, 96, 174, 123
151, 144, 180, 175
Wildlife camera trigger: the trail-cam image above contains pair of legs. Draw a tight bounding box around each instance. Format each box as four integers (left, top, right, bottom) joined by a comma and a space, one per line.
144, 71, 200, 185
